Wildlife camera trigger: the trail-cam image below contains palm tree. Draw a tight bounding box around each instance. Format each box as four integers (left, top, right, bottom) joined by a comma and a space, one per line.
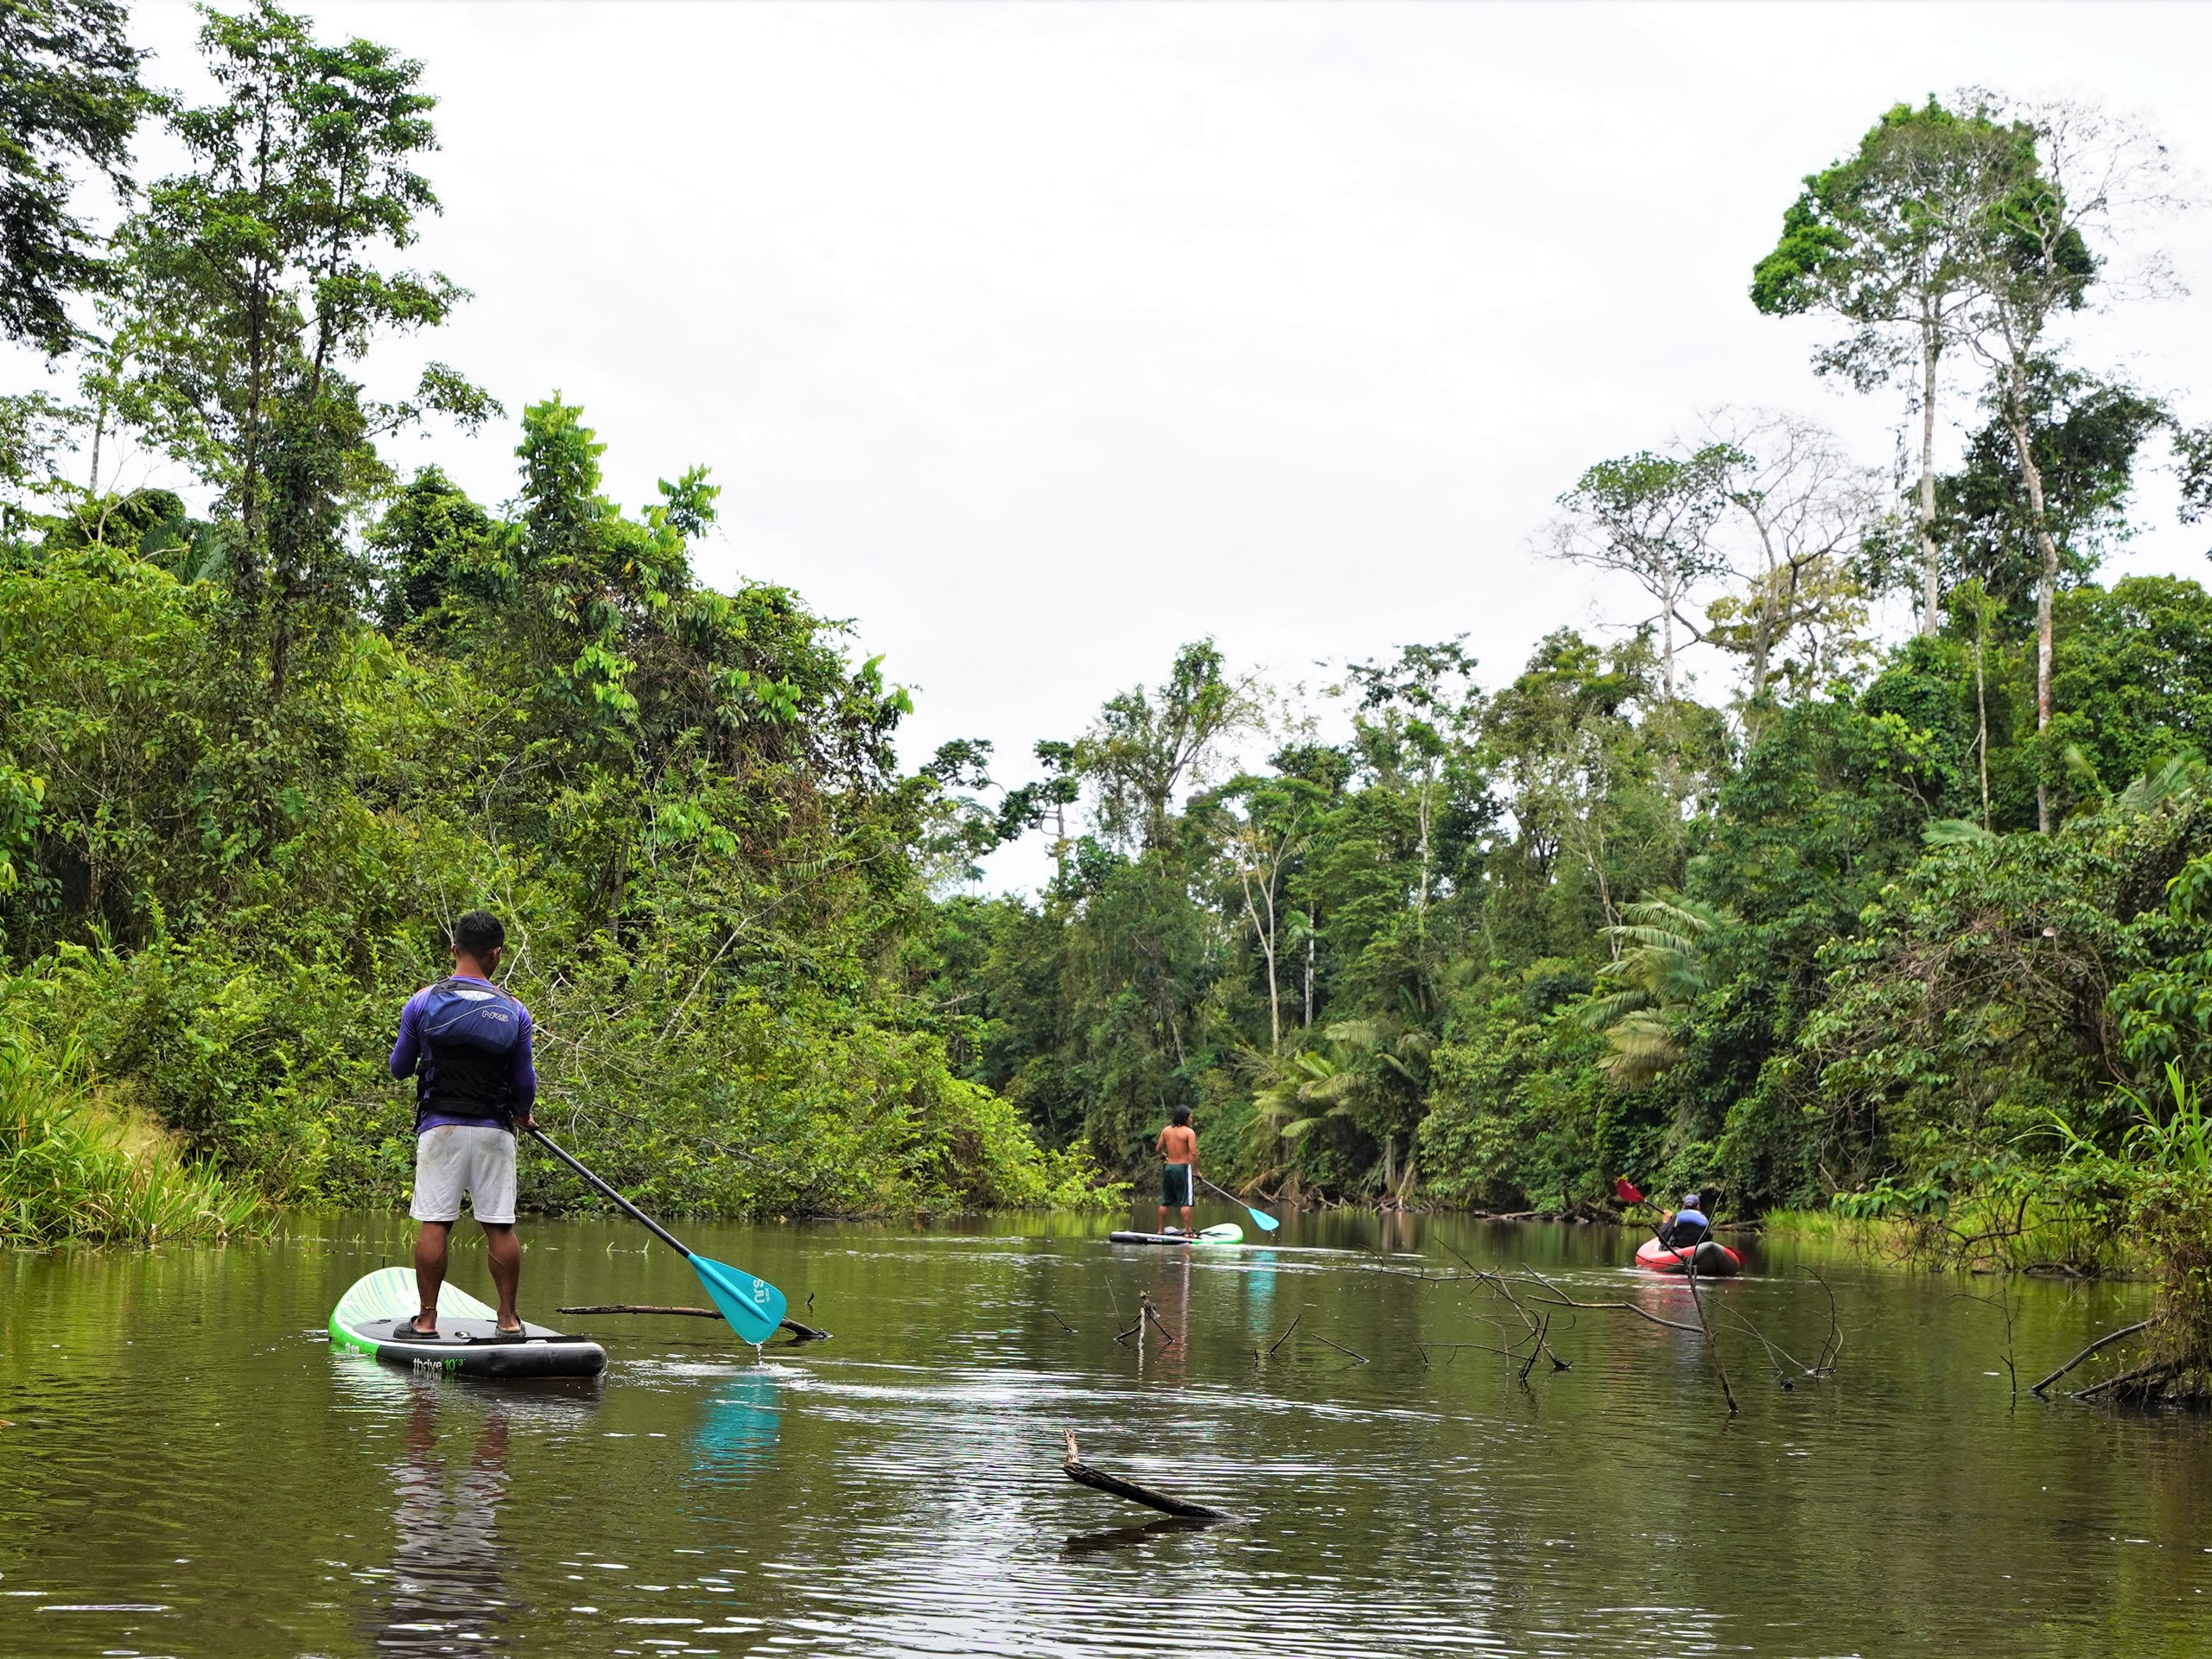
1251, 1016, 1434, 1194
1579, 897, 1728, 1085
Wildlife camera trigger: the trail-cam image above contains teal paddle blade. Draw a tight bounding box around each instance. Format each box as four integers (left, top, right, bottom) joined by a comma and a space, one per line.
690, 1253, 788, 1345
1248, 1207, 1281, 1233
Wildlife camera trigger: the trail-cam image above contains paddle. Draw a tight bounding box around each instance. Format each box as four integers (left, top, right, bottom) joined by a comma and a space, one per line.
1617, 1176, 1673, 1255
1199, 1173, 1281, 1234
527, 1127, 788, 1346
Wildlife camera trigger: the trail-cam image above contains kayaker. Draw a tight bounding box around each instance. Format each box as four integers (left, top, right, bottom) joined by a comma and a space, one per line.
388, 911, 538, 1338
1657, 1192, 1712, 1250
1155, 1106, 1198, 1235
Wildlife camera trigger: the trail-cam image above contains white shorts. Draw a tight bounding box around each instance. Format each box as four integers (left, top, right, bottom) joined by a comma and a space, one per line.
410, 1125, 518, 1225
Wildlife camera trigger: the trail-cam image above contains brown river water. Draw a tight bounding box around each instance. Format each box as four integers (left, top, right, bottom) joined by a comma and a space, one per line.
3, 1210, 2208, 1657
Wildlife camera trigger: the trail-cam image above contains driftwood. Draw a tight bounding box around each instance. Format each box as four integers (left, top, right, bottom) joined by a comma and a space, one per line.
2073, 1358, 2172, 1402
2030, 1319, 2156, 1397
558, 1304, 831, 1341
1060, 1431, 1228, 1519
1311, 1332, 1369, 1365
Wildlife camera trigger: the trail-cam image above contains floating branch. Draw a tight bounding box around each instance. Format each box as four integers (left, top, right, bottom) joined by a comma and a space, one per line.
1258, 1309, 1305, 1361
1310, 1332, 1369, 1365
1516, 1273, 1703, 1335
1413, 1340, 1528, 1368
1060, 1430, 1229, 1519
1044, 1307, 1079, 1334
560, 1304, 830, 1341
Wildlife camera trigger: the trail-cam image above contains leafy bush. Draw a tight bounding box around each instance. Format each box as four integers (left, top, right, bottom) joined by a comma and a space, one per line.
0, 1029, 262, 1247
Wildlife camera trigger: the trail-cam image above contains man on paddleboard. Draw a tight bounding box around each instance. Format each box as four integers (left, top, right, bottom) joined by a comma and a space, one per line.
388, 911, 538, 1337
1155, 1105, 1198, 1235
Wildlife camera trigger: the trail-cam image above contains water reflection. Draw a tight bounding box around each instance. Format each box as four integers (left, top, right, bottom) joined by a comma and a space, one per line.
369, 1387, 514, 1656
11, 1211, 2212, 1658
1060, 1515, 1225, 1558
691, 1368, 781, 1483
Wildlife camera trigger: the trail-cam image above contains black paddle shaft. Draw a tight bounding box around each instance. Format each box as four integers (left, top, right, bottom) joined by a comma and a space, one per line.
528, 1128, 693, 1260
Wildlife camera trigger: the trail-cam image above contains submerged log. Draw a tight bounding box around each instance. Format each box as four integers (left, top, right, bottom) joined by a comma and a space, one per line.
2030, 1319, 2156, 1397
558, 1303, 831, 1341
1060, 1430, 1229, 1519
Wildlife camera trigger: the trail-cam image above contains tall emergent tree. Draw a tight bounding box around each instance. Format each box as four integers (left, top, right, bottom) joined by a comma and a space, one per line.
1546, 444, 1738, 709
1946, 95, 2177, 830
98, 0, 484, 696
1072, 639, 1255, 850
1694, 409, 1877, 728
0, 0, 149, 355
1751, 97, 2019, 639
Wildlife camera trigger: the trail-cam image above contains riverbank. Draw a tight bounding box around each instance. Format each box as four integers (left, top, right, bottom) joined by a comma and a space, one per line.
0, 1033, 261, 1248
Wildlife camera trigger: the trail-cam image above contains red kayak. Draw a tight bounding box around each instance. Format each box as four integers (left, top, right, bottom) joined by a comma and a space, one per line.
1635, 1237, 1743, 1276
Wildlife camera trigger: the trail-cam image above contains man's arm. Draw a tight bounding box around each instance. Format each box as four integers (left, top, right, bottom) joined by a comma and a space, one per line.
512, 1007, 538, 1128
388, 992, 424, 1081
1188, 1128, 1198, 1181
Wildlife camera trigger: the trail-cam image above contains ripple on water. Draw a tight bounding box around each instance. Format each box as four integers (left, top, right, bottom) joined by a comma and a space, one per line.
0, 1214, 2202, 1657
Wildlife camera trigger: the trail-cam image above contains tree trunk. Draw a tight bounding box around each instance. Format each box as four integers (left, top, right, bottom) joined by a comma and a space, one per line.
2004, 393, 2059, 833
1976, 622, 1992, 832
1414, 774, 1433, 924
1239, 866, 1280, 1054
1303, 915, 1314, 1028
1918, 319, 1942, 638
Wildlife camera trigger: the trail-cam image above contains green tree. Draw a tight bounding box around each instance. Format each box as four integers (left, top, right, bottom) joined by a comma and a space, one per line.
1579, 897, 1727, 1085
0, 0, 149, 354
1944, 96, 2174, 829
1545, 445, 1739, 708
1936, 365, 2165, 636
1694, 410, 1878, 727
1072, 639, 1255, 850
99, 0, 484, 695
1751, 97, 2024, 636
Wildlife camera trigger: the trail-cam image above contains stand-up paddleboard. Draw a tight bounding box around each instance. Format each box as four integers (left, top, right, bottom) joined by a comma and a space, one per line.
328, 1267, 607, 1379
1108, 1223, 1243, 1247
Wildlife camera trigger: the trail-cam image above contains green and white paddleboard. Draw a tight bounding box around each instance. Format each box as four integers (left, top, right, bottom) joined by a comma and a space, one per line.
1107, 1223, 1244, 1247
328, 1266, 607, 1380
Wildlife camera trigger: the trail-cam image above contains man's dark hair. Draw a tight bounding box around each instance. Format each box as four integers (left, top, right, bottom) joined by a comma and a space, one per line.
450, 910, 505, 964
1170, 1104, 1192, 1127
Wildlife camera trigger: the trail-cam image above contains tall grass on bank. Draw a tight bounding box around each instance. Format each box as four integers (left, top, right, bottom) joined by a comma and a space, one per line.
0, 1033, 262, 1247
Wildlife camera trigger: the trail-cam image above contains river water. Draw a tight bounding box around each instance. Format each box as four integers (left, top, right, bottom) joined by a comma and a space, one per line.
3, 1211, 2208, 1657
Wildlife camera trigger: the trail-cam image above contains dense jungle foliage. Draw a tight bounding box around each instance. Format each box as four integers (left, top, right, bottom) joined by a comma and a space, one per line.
907, 87, 2212, 1333
7, 4, 2212, 1347
0, 0, 1102, 1230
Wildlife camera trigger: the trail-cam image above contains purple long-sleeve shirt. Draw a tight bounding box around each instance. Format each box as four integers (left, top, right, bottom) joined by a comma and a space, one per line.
389, 973, 537, 1132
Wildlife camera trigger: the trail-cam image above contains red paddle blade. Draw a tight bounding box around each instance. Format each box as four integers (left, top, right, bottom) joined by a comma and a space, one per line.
1615, 1178, 1644, 1205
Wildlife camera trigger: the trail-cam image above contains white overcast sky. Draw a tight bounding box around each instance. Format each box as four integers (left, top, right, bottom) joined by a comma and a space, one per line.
98, 3, 2212, 887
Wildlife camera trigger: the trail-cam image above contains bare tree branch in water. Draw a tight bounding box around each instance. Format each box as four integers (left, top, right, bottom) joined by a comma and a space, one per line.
2030, 1318, 2158, 1396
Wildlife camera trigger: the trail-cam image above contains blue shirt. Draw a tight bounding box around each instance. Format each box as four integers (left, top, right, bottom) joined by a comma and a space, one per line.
389, 973, 537, 1133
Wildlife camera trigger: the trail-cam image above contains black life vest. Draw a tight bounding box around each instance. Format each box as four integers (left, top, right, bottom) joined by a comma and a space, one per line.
415, 977, 527, 1128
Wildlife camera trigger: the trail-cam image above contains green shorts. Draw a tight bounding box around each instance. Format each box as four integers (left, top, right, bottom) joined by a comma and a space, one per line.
1161, 1163, 1192, 1207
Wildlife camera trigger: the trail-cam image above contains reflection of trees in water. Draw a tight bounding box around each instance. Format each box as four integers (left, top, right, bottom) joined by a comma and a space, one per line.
372, 1386, 512, 1656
